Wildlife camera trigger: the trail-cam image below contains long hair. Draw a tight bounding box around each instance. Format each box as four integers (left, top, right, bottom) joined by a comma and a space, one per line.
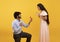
37, 3, 50, 25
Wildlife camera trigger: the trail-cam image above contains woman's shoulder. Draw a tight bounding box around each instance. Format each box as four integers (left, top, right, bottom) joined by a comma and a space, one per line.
40, 10, 47, 16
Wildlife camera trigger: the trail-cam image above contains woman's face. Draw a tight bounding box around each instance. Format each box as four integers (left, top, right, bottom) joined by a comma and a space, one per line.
37, 6, 40, 11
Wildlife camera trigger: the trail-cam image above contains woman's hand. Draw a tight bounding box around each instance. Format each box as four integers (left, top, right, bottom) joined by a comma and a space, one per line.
37, 13, 40, 18
41, 16, 47, 21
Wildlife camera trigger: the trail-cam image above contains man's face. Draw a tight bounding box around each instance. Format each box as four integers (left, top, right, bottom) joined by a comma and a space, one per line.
17, 14, 21, 20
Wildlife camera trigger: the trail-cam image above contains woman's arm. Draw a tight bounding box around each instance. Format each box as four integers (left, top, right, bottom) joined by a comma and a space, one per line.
41, 15, 47, 21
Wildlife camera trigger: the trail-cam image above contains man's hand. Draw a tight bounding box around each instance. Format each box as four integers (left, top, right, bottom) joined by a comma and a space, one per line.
28, 16, 32, 25
30, 16, 32, 22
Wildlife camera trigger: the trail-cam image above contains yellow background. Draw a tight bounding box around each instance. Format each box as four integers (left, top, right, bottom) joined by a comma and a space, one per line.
0, 0, 60, 42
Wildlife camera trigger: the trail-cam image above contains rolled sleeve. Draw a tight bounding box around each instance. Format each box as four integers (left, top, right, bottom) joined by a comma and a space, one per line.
21, 20, 29, 27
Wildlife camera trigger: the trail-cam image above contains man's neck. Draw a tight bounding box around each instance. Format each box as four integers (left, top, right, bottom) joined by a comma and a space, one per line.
16, 19, 20, 22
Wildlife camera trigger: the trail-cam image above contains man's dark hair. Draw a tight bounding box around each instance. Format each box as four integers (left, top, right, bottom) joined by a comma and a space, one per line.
14, 11, 21, 19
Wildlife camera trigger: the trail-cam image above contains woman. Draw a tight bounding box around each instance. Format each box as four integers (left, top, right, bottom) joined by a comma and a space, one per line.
37, 3, 50, 42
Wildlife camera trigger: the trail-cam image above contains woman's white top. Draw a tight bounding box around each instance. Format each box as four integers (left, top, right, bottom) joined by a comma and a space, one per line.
40, 10, 48, 30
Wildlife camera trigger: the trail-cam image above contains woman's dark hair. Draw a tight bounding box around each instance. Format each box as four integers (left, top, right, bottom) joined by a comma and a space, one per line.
37, 3, 50, 25
14, 11, 21, 19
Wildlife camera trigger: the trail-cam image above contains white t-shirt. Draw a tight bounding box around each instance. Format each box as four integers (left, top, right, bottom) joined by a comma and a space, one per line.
12, 19, 29, 34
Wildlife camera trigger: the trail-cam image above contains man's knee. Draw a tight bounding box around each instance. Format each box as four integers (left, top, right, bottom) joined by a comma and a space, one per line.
27, 34, 32, 38
14, 38, 20, 42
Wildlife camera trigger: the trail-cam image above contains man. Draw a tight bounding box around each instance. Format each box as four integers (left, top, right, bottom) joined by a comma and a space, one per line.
12, 11, 32, 42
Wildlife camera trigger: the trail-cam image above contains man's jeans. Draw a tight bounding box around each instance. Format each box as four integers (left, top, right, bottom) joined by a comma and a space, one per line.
13, 31, 32, 42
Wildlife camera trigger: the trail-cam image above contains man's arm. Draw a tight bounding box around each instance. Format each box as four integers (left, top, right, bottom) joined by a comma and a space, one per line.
21, 16, 32, 27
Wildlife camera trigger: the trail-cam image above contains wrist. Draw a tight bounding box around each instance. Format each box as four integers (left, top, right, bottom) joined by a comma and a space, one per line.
28, 22, 31, 25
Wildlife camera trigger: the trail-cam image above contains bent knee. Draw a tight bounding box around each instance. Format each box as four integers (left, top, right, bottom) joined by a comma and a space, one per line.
28, 34, 32, 38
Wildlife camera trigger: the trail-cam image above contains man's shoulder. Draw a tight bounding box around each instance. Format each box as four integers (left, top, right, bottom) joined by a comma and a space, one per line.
20, 19, 24, 23
12, 19, 24, 24
12, 19, 17, 23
